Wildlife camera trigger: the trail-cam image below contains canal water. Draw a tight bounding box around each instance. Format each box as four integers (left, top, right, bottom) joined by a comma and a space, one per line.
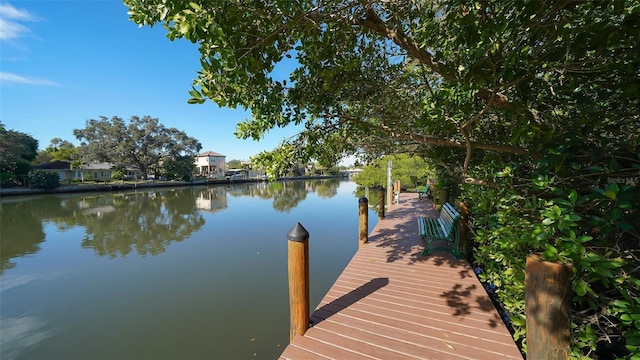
0, 179, 378, 359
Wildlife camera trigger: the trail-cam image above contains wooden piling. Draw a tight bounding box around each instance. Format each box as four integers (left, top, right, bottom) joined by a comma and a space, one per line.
287, 223, 310, 341
440, 188, 449, 204
378, 187, 385, 219
457, 200, 471, 262
525, 254, 573, 360
359, 197, 368, 247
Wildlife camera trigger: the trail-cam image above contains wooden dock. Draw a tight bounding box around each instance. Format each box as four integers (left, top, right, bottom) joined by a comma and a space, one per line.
279, 193, 522, 359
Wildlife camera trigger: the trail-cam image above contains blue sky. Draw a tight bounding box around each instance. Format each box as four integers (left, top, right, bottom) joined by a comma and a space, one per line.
0, 0, 304, 162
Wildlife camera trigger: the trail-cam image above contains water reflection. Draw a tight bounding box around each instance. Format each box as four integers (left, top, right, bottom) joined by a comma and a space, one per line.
0, 315, 54, 360
0, 200, 46, 272
77, 190, 206, 258
224, 178, 340, 212
0, 179, 342, 270
0, 179, 361, 360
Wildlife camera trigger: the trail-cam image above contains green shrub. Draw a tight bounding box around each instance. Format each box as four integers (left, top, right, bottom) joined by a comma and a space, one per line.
1, 172, 18, 187
111, 169, 125, 181
27, 170, 60, 190
463, 144, 639, 358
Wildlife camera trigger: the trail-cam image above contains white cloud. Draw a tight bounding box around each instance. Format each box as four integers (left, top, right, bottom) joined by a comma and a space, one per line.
0, 72, 57, 86
0, 3, 37, 41
0, 315, 55, 360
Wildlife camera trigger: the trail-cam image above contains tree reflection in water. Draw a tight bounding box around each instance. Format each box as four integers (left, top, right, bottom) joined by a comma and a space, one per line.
0, 179, 342, 265
0, 199, 47, 273
226, 178, 340, 212
77, 189, 206, 258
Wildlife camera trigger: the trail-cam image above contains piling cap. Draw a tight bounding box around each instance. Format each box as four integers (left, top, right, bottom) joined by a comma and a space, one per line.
287, 222, 309, 242
359, 196, 368, 203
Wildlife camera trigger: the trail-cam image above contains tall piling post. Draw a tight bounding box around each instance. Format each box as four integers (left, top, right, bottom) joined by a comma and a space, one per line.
359, 197, 368, 247
378, 187, 385, 219
440, 188, 449, 205
287, 223, 310, 341
525, 254, 573, 360
457, 200, 471, 262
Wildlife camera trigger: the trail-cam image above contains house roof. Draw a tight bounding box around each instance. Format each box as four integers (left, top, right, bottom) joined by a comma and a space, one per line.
82, 162, 139, 171
81, 162, 114, 170
33, 160, 71, 170
32, 161, 140, 171
197, 151, 226, 157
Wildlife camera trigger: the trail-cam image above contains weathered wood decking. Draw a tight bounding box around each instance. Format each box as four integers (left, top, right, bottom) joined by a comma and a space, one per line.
279, 193, 522, 359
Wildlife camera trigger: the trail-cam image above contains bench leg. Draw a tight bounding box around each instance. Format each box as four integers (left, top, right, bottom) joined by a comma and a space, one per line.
421, 237, 461, 259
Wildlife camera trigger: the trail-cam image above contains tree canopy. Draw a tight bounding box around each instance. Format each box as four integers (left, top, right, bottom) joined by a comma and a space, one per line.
0, 122, 38, 186
73, 115, 202, 178
125, 1, 640, 356
125, 0, 638, 174
45, 138, 78, 161
353, 153, 435, 190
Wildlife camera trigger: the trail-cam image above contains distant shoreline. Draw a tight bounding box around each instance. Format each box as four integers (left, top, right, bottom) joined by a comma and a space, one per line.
0, 175, 345, 197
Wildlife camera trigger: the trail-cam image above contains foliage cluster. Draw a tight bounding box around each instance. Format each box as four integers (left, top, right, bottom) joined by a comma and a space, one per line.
41, 138, 78, 163
162, 155, 196, 181
73, 115, 202, 180
27, 170, 61, 190
352, 153, 435, 191
464, 143, 640, 358
0, 123, 38, 187
110, 171, 125, 181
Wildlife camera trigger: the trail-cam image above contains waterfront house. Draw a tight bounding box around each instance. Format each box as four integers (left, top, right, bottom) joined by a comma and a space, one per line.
32, 161, 141, 182
81, 163, 142, 181
195, 151, 226, 178
32, 161, 74, 181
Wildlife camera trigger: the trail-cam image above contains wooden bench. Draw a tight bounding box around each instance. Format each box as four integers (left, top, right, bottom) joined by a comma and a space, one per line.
417, 202, 461, 259
417, 185, 432, 200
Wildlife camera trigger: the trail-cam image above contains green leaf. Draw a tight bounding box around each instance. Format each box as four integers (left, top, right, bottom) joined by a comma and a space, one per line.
604, 190, 617, 200
567, 214, 582, 221
617, 200, 633, 209
577, 236, 592, 243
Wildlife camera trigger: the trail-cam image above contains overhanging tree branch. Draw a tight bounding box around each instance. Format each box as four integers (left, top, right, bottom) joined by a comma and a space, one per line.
461, 84, 497, 176
344, 115, 530, 156
355, 8, 517, 111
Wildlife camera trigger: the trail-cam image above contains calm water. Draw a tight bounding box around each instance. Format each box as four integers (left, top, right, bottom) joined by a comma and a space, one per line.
0, 179, 378, 360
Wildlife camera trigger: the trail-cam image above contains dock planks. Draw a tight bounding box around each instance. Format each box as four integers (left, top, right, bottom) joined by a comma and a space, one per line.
279, 193, 522, 359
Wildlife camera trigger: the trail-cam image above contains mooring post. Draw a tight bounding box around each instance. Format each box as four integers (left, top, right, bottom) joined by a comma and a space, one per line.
358, 197, 368, 247
457, 200, 471, 262
440, 188, 449, 204
287, 222, 310, 341
525, 253, 573, 360
387, 185, 393, 209
378, 187, 385, 219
